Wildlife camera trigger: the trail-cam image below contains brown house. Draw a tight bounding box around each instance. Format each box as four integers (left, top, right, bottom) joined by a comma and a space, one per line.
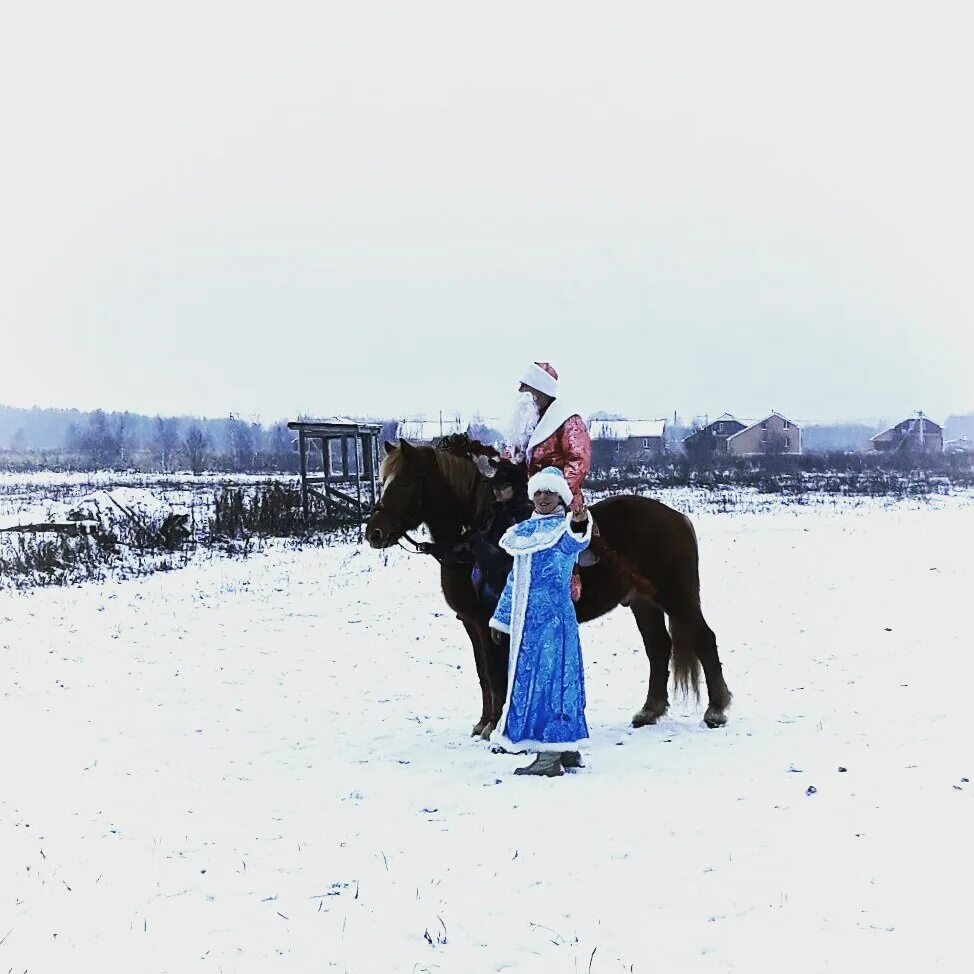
726, 413, 802, 456
871, 415, 943, 454
590, 419, 666, 470
682, 414, 747, 459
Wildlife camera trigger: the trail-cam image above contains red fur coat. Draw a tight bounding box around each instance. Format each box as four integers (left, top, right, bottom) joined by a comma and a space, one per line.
525, 404, 591, 513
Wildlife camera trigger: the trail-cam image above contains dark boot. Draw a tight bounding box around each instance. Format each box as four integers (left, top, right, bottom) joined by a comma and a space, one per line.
513, 752, 564, 777
560, 750, 584, 769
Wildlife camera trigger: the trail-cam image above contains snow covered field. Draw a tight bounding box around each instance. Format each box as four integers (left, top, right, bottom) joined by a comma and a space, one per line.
2, 491, 971, 973
0, 471, 298, 529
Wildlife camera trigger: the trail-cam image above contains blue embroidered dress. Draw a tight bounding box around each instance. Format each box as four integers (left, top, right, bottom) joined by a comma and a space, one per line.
489, 511, 592, 753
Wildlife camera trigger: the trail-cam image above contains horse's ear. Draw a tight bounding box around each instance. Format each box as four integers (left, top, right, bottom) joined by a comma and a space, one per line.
398, 437, 415, 457
384, 441, 397, 456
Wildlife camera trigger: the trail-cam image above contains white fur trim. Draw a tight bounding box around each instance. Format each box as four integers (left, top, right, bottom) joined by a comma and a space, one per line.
527, 469, 574, 507
491, 551, 532, 747
491, 734, 587, 754
520, 363, 558, 398
489, 619, 511, 634
498, 512, 568, 555
570, 510, 594, 547
527, 398, 580, 452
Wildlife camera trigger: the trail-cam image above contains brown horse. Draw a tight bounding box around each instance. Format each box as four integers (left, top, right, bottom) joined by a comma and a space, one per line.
365, 440, 732, 736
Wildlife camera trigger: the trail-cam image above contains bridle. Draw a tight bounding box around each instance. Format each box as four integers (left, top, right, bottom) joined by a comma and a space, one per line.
397, 532, 428, 555
372, 469, 428, 554
373, 445, 487, 558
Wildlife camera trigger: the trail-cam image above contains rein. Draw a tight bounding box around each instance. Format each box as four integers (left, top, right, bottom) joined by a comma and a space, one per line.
396, 531, 428, 555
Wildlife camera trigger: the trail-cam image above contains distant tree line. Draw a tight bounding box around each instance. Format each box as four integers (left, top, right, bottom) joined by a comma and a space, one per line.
0, 405, 415, 474
3, 403, 973, 474
0, 405, 353, 474
60, 412, 303, 474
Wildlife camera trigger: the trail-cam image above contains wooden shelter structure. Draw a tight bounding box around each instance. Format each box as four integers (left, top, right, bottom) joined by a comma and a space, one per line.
287, 419, 384, 531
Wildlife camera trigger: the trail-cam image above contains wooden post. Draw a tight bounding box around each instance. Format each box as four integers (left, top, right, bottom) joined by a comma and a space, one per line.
299, 429, 309, 519
324, 436, 334, 524
369, 434, 379, 513
354, 427, 363, 539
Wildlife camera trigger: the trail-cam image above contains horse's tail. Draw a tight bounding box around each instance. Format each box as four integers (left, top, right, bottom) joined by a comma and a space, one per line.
671, 631, 701, 702
671, 512, 702, 701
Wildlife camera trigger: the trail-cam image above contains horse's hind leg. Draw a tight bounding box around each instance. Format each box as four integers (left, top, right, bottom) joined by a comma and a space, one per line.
630, 600, 672, 727
671, 609, 732, 728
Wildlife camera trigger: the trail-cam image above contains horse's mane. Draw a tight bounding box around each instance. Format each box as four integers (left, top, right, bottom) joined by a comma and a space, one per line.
379, 447, 405, 484
380, 442, 492, 524
432, 448, 489, 502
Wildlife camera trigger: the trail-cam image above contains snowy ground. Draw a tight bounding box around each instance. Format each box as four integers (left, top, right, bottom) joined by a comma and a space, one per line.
0, 470, 298, 528
1, 491, 971, 972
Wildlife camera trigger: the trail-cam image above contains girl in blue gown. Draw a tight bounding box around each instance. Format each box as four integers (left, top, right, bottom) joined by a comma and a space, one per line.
489, 466, 592, 777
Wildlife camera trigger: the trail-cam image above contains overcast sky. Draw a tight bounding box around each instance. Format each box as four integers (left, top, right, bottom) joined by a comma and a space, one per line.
2, 1, 971, 426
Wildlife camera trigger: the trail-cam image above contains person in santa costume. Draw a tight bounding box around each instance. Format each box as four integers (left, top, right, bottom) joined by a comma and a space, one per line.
509, 362, 594, 599
489, 467, 592, 777
510, 361, 592, 512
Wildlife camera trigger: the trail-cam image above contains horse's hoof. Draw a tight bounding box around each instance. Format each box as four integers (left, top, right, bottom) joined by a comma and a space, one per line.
631, 711, 661, 728
472, 721, 488, 737
632, 700, 668, 728
703, 708, 728, 728
480, 722, 496, 740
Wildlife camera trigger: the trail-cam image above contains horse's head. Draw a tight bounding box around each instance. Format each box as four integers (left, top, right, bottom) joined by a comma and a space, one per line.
365, 439, 427, 549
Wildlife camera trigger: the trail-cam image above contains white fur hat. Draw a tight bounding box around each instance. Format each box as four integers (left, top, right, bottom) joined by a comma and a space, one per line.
520, 361, 559, 398
527, 466, 573, 506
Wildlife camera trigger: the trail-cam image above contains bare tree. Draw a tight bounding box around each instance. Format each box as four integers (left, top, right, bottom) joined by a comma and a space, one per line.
153, 416, 180, 471
234, 423, 252, 471
183, 423, 208, 475
115, 411, 132, 465
763, 429, 788, 456
268, 422, 296, 471
78, 410, 116, 467
227, 415, 259, 472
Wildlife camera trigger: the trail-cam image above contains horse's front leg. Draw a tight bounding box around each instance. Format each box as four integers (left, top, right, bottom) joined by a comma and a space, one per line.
460, 617, 493, 737
484, 629, 509, 736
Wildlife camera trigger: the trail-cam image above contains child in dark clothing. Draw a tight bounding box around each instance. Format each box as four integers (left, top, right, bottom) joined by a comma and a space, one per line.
418, 460, 534, 616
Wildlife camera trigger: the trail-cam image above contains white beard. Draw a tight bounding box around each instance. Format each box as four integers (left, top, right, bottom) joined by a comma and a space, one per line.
509, 392, 541, 458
